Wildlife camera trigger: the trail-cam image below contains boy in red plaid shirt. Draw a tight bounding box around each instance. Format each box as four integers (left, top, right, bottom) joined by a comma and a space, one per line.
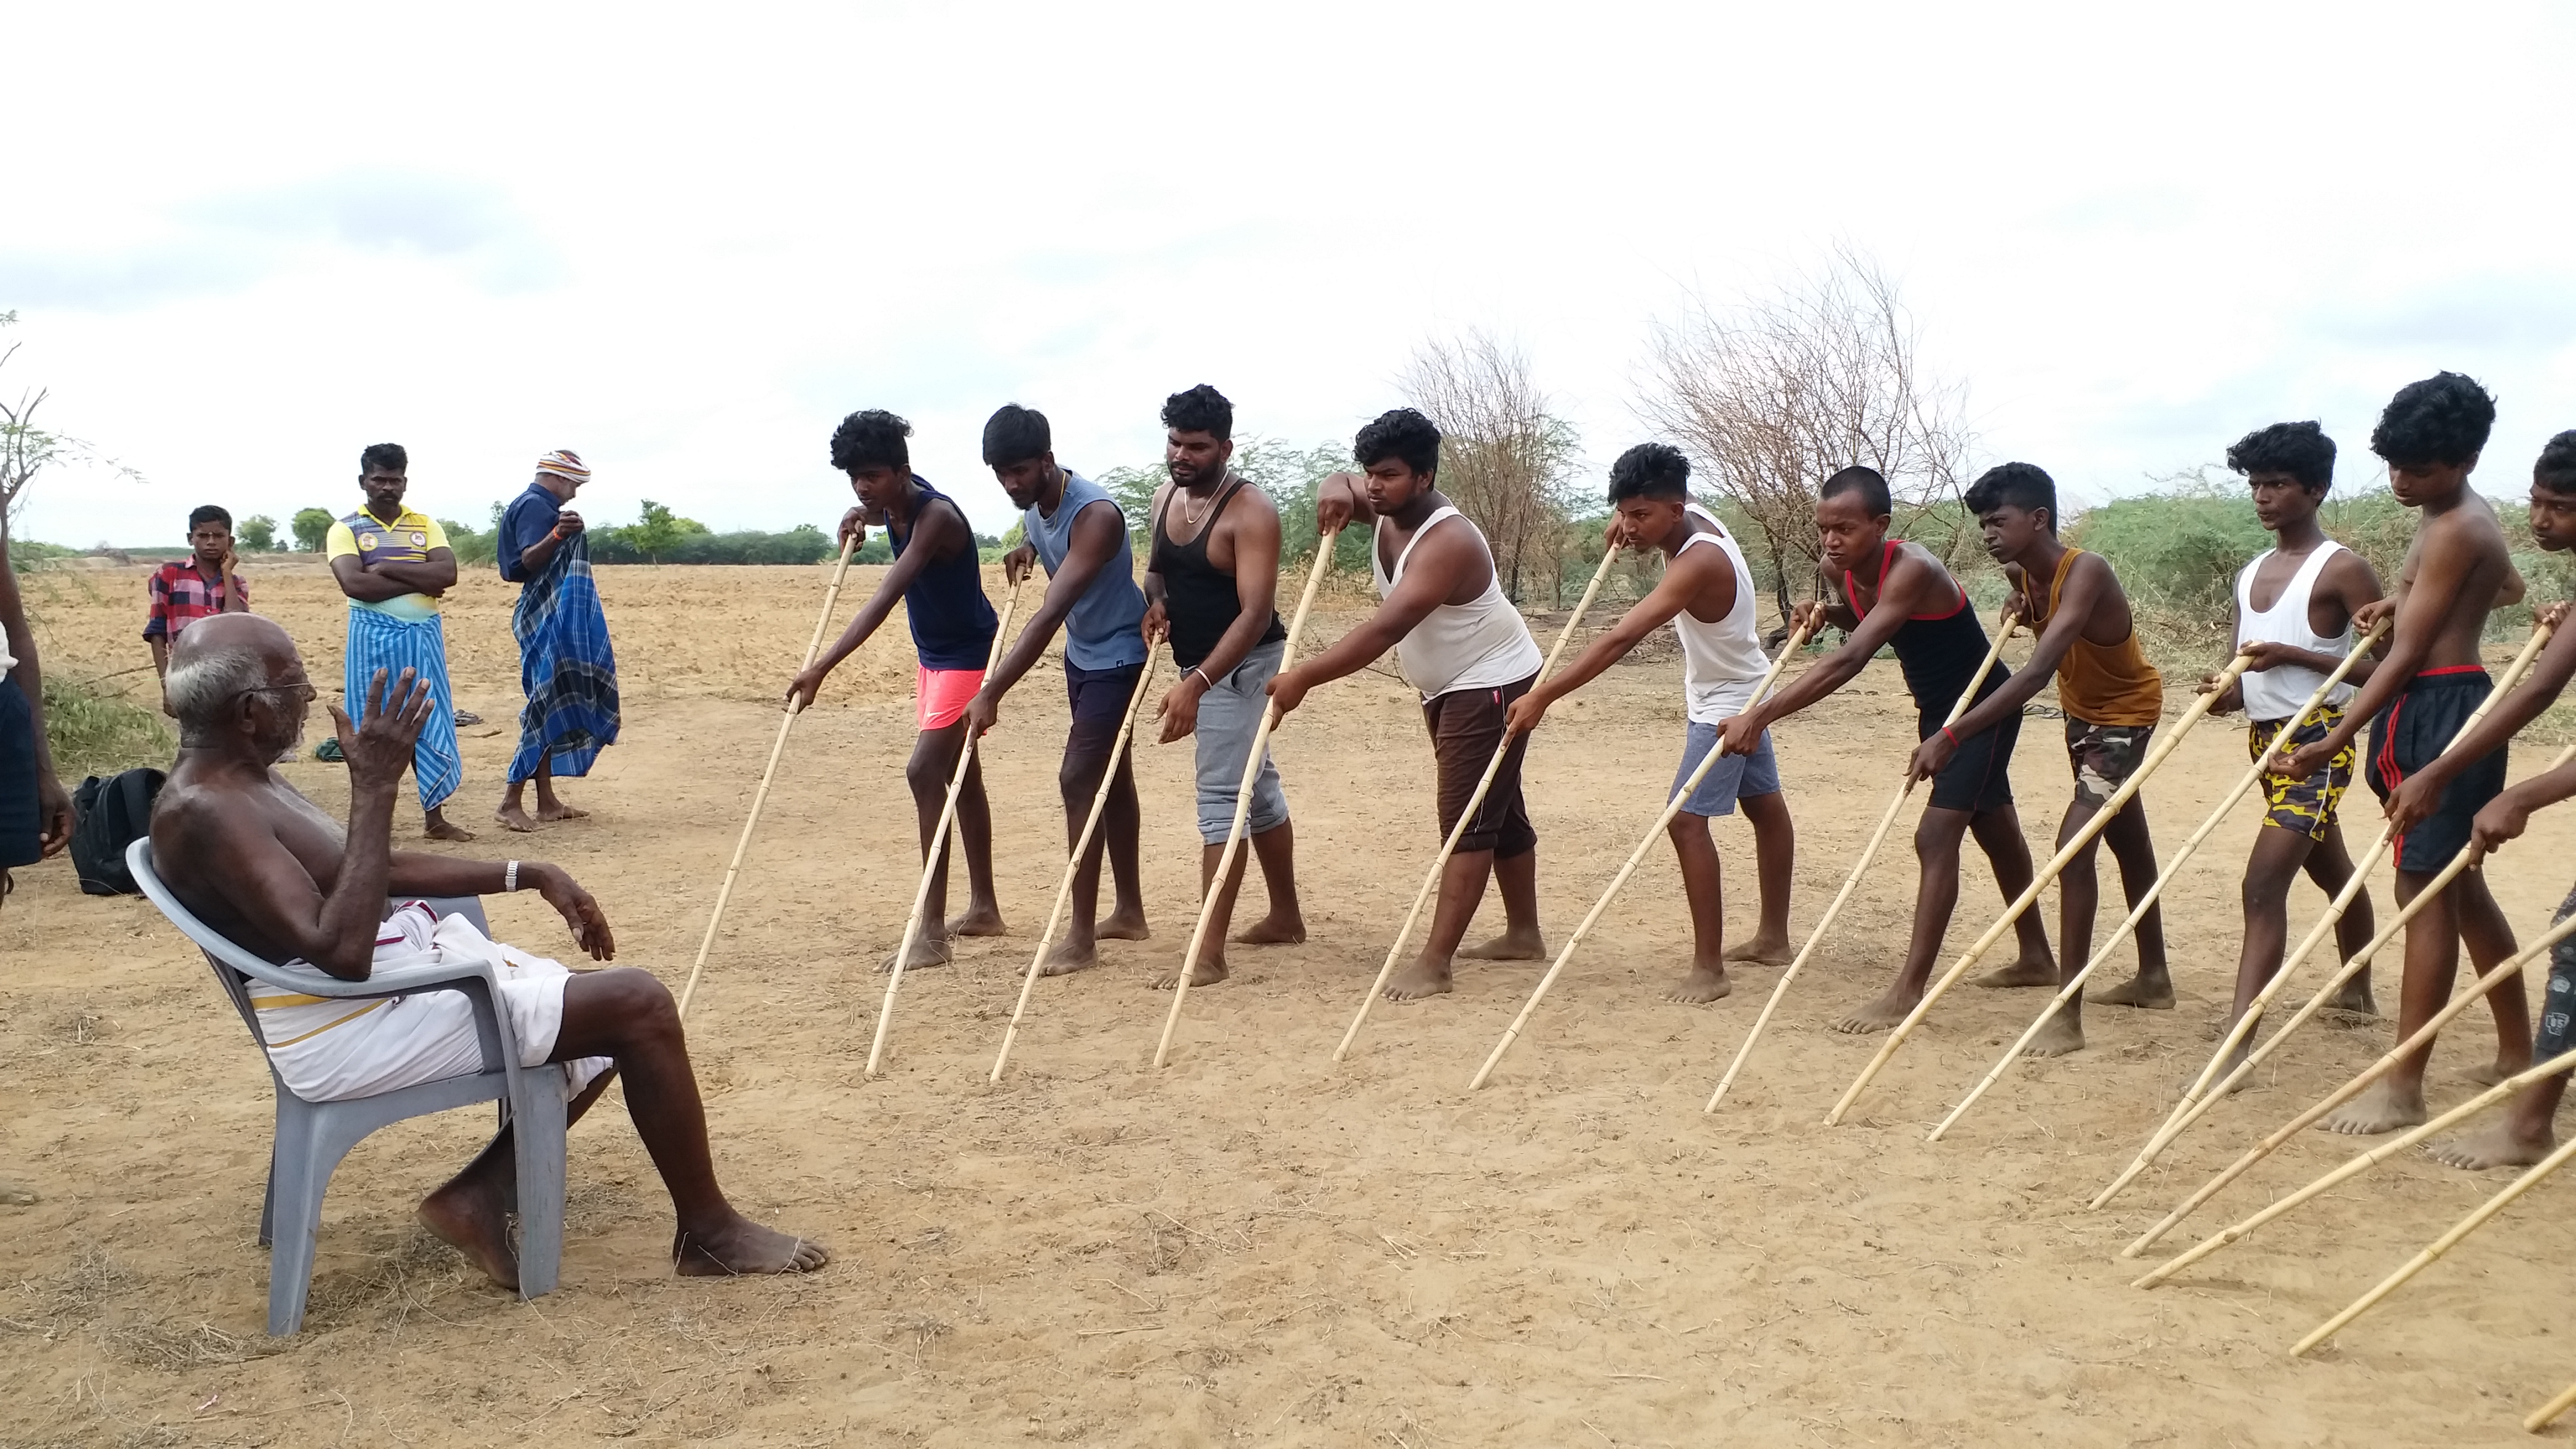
145, 505, 250, 692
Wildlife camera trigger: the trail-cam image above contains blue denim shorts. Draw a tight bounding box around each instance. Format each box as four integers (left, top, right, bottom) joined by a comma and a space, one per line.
1671, 719, 1779, 818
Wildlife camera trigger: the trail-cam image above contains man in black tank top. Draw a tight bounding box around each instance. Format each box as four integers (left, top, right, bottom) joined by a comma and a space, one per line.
1718, 466, 2056, 1035
1137, 385, 1304, 988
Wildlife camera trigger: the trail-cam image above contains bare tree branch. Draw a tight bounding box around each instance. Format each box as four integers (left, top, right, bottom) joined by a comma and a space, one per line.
1396, 329, 1584, 605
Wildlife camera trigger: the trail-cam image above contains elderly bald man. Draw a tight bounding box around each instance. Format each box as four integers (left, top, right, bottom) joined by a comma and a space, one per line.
151, 614, 825, 1286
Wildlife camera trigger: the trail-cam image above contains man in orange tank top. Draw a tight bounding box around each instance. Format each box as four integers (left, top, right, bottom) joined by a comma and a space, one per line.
1909, 463, 2168, 1058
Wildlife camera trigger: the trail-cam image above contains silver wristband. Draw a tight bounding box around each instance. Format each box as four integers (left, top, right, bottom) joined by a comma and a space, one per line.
504, 860, 520, 893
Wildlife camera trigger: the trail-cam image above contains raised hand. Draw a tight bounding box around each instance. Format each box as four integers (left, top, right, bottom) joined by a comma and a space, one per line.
331, 667, 434, 794
2351, 596, 2396, 635
554, 510, 585, 538
837, 507, 868, 552
1314, 472, 1363, 533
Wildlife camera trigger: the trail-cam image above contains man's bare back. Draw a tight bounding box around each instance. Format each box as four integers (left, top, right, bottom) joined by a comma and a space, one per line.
155, 614, 824, 1286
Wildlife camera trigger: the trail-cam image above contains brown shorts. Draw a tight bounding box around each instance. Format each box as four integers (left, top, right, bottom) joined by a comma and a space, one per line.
1422, 673, 1538, 859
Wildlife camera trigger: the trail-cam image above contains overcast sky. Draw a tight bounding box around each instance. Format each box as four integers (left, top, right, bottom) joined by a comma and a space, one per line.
6, 1, 2572, 547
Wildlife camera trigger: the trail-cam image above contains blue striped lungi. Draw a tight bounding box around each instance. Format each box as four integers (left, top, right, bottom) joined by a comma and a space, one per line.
509, 533, 619, 782
342, 605, 464, 812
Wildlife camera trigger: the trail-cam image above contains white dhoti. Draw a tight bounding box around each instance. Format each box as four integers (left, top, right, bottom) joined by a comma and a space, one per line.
249, 901, 613, 1103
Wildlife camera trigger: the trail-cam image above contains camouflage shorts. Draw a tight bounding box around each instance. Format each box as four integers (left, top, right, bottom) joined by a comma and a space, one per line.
2249, 702, 2355, 836
2064, 718, 2154, 808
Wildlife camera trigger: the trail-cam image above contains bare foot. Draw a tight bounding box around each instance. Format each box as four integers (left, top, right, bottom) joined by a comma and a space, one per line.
1666, 965, 1732, 1005
419, 1176, 519, 1290
1096, 908, 1151, 942
534, 799, 589, 823
493, 804, 539, 834
1382, 956, 1454, 1002
2427, 1119, 2555, 1170
2085, 971, 2176, 1010
1037, 938, 1099, 978
2462, 1057, 2519, 1088
878, 935, 954, 973
673, 1216, 830, 1277
948, 905, 1008, 939
1722, 934, 1795, 967
1152, 957, 1229, 990
1973, 958, 2057, 989
1460, 927, 1547, 961
2319, 1077, 2427, 1135
1231, 913, 1306, 946
423, 813, 476, 843
1831, 987, 1921, 1035
2327, 973, 2379, 1016
2020, 1011, 2085, 1058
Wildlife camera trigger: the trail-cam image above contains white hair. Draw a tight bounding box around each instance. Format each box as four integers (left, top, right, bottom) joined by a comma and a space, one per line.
164, 643, 272, 741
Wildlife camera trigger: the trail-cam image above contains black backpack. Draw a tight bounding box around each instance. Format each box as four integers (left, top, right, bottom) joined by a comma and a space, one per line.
70, 768, 165, 896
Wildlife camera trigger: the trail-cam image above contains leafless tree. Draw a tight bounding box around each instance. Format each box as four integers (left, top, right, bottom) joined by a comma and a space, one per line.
1635, 245, 1977, 621
0, 312, 136, 544
1398, 329, 1585, 604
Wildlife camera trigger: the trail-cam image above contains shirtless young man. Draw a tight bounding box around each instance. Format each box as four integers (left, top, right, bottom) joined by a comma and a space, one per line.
152, 614, 823, 1285
1905, 462, 2166, 1057
790, 409, 1006, 970
1267, 408, 1546, 1001
962, 404, 1153, 974
2200, 422, 2384, 1078
2275, 372, 2530, 1134
2388, 429, 2576, 1169
1718, 466, 2054, 1033
1140, 385, 1304, 988
1504, 442, 1798, 1003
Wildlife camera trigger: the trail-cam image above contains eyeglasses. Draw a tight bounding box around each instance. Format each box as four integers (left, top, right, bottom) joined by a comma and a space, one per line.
233, 681, 317, 704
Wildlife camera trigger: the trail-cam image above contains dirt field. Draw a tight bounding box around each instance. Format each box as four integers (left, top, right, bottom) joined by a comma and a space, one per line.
9, 557, 2576, 1447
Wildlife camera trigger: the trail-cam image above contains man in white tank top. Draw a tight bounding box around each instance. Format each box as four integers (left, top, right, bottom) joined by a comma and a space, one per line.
1267, 409, 1547, 1002
1503, 443, 1798, 1005
2200, 422, 2386, 1074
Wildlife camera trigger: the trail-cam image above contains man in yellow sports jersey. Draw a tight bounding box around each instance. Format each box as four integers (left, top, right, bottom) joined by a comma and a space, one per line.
327, 443, 472, 841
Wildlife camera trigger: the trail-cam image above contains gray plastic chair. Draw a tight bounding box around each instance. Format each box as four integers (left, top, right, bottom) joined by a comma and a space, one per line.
126, 838, 569, 1335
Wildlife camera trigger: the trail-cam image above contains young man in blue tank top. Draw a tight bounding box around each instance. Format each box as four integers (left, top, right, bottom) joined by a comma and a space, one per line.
1268, 409, 1548, 1002
959, 404, 1153, 974
1504, 443, 1801, 1005
2200, 422, 2385, 1080
1718, 467, 2056, 1034
788, 410, 1007, 972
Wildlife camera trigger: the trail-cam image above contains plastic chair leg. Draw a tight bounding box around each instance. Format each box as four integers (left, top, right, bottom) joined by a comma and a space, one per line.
257, 1144, 276, 1248
510, 1069, 569, 1300
263, 1101, 329, 1336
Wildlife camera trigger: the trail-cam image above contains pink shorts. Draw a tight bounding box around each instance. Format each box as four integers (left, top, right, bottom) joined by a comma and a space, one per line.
917, 666, 984, 731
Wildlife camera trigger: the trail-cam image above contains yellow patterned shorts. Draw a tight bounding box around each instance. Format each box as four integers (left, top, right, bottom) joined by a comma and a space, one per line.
2250, 702, 2355, 836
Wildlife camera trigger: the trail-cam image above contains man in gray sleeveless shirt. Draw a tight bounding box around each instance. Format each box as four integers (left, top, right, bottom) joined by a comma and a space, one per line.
964, 405, 1154, 974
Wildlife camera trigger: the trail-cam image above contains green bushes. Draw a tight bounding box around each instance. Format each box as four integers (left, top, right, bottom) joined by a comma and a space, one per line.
43, 672, 173, 778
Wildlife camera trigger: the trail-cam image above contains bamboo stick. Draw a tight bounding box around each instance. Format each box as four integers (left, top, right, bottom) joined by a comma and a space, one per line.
1926, 623, 2388, 1139
1151, 528, 1340, 1068
2525, 1379, 2576, 1434
1466, 615, 1817, 1091
988, 657, 1159, 1082
1826, 651, 2250, 1126
676, 534, 859, 1020
1333, 541, 1623, 1062
2135, 1041, 2576, 1290
2293, 1129, 2576, 1357
2091, 621, 2556, 1208
2125, 907, 2576, 1261
1703, 608, 2021, 1111
864, 576, 1026, 1077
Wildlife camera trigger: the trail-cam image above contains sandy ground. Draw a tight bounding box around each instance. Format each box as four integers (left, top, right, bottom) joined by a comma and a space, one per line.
9, 557, 2576, 1447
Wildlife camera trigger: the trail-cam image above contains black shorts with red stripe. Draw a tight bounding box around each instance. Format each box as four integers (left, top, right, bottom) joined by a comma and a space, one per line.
2364, 665, 2508, 874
